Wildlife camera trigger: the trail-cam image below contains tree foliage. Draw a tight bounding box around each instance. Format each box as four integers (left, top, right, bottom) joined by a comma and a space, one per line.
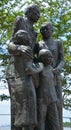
0, 0, 71, 108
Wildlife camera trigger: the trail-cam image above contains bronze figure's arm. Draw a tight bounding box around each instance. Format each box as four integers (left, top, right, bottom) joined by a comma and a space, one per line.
25, 62, 44, 75
57, 40, 64, 72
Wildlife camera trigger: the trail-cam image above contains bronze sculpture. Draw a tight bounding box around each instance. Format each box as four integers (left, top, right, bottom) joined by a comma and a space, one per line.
36, 49, 60, 130
6, 4, 40, 130
6, 3, 64, 130
8, 29, 43, 130
34, 22, 64, 130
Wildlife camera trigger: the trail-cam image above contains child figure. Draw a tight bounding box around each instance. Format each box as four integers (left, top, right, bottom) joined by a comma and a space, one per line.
8, 30, 43, 130
37, 49, 60, 130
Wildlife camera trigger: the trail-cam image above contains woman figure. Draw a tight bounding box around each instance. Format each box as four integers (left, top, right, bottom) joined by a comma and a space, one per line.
8, 30, 43, 130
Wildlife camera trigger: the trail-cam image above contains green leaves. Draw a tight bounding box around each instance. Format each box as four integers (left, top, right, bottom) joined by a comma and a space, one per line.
0, 0, 23, 43
0, 94, 10, 101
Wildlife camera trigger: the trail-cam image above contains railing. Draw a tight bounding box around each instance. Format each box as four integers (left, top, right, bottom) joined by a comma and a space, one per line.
0, 114, 71, 122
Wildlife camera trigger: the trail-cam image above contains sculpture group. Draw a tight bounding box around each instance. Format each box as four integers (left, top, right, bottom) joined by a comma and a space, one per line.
6, 4, 64, 130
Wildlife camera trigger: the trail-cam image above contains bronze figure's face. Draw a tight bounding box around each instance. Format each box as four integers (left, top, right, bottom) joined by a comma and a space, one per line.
14, 30, 32, 47
40, 23, 53, 39
39, 49, 53, 66
25, 4, 40, 23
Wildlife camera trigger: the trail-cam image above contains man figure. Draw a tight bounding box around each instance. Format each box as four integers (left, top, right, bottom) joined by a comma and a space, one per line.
6, 4, 40, 130
10, 4, 40, 49
34, 22, 64, 130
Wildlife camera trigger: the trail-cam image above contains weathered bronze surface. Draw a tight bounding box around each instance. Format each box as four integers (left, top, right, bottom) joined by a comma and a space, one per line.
6, 5, 64, 130
6, 4, 40, 130
34, 22, 64, 130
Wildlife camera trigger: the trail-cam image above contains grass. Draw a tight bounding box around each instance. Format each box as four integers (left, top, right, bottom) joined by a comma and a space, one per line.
63, 122, 71, 127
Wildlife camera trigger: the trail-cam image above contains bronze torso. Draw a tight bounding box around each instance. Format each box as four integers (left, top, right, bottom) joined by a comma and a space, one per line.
38, 65, 57, 105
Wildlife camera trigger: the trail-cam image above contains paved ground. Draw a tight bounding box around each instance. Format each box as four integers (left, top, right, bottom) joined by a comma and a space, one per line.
0, 126, 71, 130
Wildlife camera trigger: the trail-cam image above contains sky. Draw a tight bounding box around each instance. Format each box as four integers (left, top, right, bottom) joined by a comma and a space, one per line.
0, 100, 11, 126
0, 87, 11, 126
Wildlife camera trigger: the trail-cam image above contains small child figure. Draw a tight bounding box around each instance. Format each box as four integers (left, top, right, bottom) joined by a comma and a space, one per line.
8, 30, 43, 130
37, 49, 60, 130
